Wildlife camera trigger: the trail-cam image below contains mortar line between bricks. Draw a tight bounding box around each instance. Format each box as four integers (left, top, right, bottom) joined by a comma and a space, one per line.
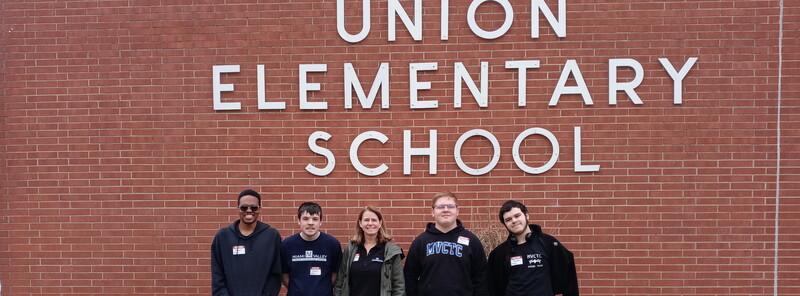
773, 1, 784, 295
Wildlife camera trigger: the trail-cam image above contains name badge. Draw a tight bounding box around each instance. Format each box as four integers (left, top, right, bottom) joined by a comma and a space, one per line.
457, 236, 470, 246
510, 256, 523, 266
232, 245, 245, 255
310, 267, 322, 276
353, 253, 360, 262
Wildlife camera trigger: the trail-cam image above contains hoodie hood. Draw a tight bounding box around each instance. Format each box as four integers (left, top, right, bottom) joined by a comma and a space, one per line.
229, 220, 272, 240
425, 219, 465, 234
529, 224, 543, 235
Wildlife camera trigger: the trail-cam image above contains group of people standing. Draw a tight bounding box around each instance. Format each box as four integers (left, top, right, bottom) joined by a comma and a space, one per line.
211, 189, 579, 296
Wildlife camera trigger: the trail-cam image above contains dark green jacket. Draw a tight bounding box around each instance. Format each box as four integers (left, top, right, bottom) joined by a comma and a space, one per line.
334, 241, 406, 296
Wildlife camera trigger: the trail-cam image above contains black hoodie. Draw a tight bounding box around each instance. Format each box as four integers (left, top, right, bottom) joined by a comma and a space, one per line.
404, 220, 488, 296
211, 220, 282, 296
487, 224, 579, 296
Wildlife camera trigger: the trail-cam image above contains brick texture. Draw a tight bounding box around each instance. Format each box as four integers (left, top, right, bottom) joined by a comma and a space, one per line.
1, 0, 798, 295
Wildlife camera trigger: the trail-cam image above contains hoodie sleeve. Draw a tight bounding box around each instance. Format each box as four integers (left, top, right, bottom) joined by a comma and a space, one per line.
263, 230, 282, 296
487, 244, 507, 296
403, 237, 422, 296
547, 236, 579, 296
469, 234, 489, 296
331, 237, 343, 274
211, 232, 232, 296
563, 249, 579, 296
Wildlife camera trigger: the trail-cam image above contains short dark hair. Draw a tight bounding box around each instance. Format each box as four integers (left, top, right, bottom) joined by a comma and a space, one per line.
297, 202, 323, 219
499, 200, 528, 223
238, 189, 261, 205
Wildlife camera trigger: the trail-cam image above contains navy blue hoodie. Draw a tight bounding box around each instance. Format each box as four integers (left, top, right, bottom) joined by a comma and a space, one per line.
404, 220, 488, 296
211, 220, 282, 296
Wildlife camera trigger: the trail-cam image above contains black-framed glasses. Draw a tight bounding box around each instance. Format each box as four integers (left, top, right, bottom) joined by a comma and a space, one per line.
238, 205, 261, 212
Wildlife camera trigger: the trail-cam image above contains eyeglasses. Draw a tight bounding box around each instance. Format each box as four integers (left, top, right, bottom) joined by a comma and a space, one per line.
433, 204, 457, 210
238, 205, 261, 212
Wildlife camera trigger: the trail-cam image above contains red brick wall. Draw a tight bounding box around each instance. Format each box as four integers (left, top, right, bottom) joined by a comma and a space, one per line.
1, 0, 798, 295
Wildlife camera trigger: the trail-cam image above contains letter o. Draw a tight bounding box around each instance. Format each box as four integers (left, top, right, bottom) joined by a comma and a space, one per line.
454, 129, 501, 176
512, 128, 559, 174
467, 0, 514, 40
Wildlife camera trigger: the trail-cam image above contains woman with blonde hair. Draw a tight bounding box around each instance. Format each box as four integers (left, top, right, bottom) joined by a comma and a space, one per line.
334, 206, 405, 296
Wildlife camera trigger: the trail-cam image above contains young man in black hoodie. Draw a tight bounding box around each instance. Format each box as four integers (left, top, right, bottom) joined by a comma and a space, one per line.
487, 200, 579, 296
404, 191, 488, 296
210, 189, 282, 296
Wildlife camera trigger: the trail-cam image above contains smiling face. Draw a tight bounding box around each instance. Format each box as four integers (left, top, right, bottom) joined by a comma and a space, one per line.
502, 207, 529, 236
238, 195, 260, 225
359, 210, 382, 238
298, 211, 322, 240
432, 196, 459, 230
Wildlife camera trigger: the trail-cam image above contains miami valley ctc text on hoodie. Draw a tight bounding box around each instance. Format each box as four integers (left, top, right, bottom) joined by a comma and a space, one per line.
403, 220, 489, 296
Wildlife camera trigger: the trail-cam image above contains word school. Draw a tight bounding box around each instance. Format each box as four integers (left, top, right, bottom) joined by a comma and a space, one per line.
305, 127, 600, 177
